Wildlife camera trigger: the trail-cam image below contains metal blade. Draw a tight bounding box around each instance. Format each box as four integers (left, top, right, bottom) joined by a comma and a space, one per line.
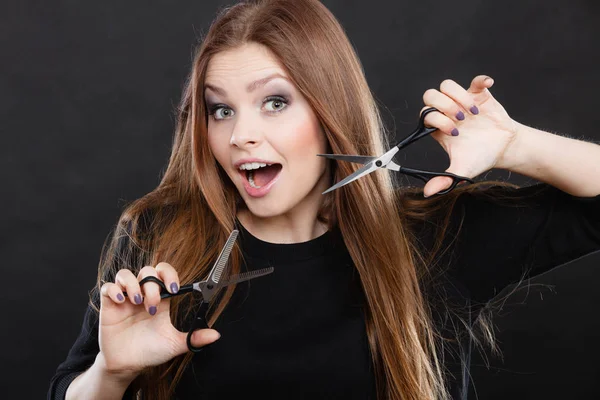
208, 229, 239, 286
317, 154, 376, 164
322, 162, 377, 194
386, 160, 401, 172
218, 267, 275, 286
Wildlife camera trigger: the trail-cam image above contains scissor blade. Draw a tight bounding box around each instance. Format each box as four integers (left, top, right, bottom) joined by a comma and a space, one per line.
317, 154, 376, 164
207, 229, 239, 285
322, 162, 377, 194
218, 267, 275, 286
386, 160, 401, 172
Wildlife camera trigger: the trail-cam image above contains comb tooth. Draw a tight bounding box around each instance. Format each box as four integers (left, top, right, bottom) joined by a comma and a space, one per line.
219, 267, 275, 286
237, 270, 262, 280
234, 271, 254, 280
246, 268, 271, 277
212, 232, 238, 283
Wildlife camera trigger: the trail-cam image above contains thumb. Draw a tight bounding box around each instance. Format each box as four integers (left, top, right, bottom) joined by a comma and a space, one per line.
423, 165, 472, 198
423, 176, 454, 198
468, 75, 494, 94
174, 328, 221, 354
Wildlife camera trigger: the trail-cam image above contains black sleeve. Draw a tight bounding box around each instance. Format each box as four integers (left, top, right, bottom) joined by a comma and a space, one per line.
449, 183, 600, 304
49, 301, 96, 399
47, 226, 141, 400
47, 300, 139, 400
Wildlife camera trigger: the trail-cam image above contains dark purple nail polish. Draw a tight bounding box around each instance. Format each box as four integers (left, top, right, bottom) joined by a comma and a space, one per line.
170, 283, 179, 294
456, 111, 465, 121
470, 105, 479, 115
149, 306, 157, 316
134, 293, 143, 305
451, 128, 459, 136
117, 293, 124, 302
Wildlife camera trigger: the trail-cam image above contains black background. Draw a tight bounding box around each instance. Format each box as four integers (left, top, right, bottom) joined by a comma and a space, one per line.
2, 0, 599, 398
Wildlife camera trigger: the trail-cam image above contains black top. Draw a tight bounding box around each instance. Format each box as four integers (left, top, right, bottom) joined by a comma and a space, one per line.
48, 183, 600, 399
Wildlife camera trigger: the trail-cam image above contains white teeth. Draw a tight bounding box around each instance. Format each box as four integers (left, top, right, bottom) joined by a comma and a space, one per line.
238, 161, 278, 189
238, 162, 271, 171
248, 171, 261, 188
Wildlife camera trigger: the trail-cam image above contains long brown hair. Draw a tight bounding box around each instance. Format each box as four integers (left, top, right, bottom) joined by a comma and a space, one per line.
93, 0, 518, 398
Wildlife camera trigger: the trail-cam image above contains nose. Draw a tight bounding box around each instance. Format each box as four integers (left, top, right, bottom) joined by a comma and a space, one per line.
229, 116, 263, 149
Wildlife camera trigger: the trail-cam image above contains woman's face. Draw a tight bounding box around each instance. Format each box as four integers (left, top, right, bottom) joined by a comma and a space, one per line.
205, 42, 329, 220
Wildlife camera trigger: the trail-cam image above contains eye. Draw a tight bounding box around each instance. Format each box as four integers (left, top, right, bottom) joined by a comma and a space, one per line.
263, 95, 289, 113
209, 105, 235, 121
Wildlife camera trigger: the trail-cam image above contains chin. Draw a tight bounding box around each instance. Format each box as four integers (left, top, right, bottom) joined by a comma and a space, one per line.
242, 197, 290, 219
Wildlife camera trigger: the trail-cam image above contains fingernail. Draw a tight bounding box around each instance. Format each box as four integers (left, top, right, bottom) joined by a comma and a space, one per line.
484, 77, 494, 85
134, 293, 143, 305
455, 111, 465, 121
470, 105, 479, 115
451, 128, 459, 136
117, 293, 124, 302
170, 283, 179, 294
149, 306, 157, 316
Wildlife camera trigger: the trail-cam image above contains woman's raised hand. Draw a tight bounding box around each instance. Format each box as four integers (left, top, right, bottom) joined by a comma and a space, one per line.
420, 75, 520, 197
97, 262, 221, 381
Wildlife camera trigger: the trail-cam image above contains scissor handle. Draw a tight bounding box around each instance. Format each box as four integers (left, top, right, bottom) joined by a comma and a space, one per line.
128, 276, 193, 299
136, 276, 215, 353
395, 107, 440, 150
123, 276, 213, 352
399, 166, 474, 195
186, 301, 211, 353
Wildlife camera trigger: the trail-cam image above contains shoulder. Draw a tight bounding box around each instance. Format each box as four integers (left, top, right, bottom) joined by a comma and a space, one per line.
397, 181, 562, 226
395, 182, 562, 261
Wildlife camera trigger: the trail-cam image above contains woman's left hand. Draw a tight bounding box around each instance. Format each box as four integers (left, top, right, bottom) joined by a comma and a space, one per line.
421, 75, 519, 197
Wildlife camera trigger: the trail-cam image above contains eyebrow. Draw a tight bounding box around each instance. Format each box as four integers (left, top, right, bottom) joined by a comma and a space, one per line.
204, 73, 289, 96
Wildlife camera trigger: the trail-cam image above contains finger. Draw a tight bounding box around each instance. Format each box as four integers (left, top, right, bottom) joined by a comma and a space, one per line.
185, 329, 221, 350
169, 328, 221, 356
421, 107, 460, 137
138, 266, 162, 316
115, 269, 143, 305
422, 89, 466, 122
423, 176, 454, 198
100, 282, 126, 306
439, 79, 480, 116
468, 75, 494, 94
423, 160, 473, 197
155, 262, 180, 295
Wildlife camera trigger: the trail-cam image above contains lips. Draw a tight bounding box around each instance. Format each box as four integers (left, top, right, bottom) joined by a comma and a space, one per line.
236, 162, 283, 198
234, 158, 279, 169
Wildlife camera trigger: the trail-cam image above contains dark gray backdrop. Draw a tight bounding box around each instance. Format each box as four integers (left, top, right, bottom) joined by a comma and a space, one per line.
2, 0, 599, 398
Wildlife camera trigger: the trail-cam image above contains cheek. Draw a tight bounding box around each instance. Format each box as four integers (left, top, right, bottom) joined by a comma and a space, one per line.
207, 131, 229, 168
281, 114, 326, 153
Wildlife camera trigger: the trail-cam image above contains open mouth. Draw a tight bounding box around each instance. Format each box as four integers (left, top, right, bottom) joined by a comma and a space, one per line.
239, 163, 283, 189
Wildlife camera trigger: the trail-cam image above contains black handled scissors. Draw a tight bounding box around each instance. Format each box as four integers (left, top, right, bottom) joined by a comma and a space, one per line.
125, 230, 274, 353
318, 107, 474, 195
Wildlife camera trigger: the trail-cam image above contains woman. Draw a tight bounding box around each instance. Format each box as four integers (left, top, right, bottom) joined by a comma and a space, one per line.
48, 0, 600, 399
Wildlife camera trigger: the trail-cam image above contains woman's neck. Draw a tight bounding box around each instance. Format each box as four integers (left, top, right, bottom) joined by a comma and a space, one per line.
236, 208, 328, 244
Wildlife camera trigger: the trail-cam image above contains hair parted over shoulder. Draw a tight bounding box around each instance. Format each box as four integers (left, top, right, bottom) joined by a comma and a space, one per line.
94, 0, 517, 398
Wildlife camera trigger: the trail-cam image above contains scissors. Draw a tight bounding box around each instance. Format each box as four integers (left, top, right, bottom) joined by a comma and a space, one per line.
318, 107, 474, 195
124, 229, 274, 353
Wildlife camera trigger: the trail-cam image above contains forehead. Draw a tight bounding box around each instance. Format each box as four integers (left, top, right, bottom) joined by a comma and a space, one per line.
205, 42, 288, 87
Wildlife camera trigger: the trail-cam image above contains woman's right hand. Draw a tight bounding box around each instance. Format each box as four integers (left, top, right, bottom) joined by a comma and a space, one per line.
97, 262, 221, 381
